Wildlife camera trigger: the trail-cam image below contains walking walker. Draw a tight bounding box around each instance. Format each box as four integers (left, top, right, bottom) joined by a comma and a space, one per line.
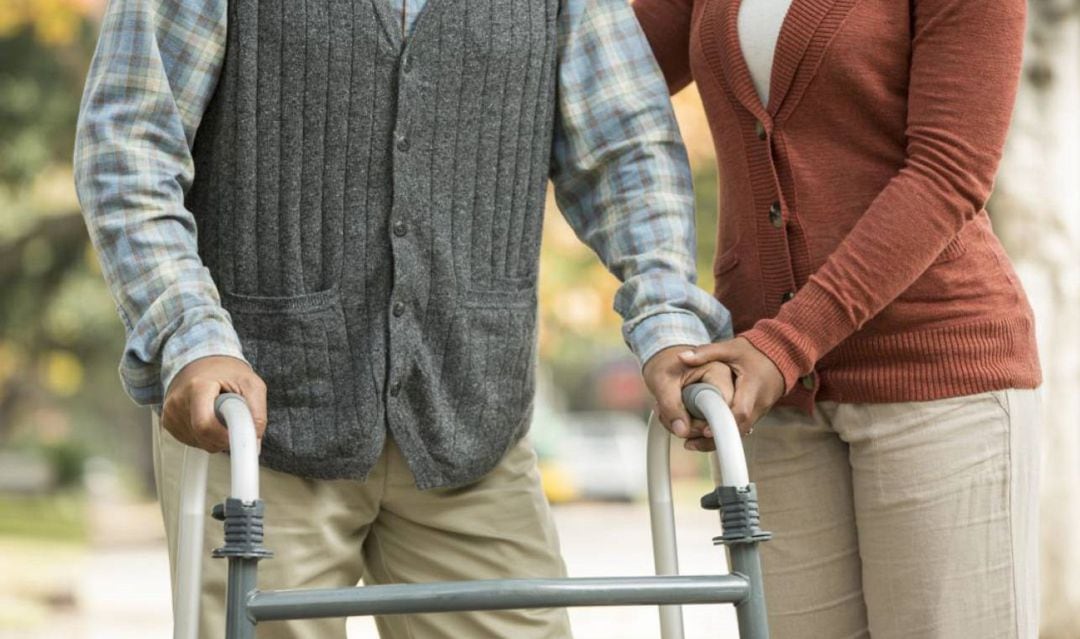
172, 383, 771, 638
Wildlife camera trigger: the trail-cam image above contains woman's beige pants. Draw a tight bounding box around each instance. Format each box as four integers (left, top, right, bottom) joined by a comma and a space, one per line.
743, 389, 1041, 639
152, 413, 572, 639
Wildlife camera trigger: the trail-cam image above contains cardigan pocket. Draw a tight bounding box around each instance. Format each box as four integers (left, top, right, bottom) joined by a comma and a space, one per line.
713, 243, 741, 276
712, 242, 761, 333
932, 234, 968, 265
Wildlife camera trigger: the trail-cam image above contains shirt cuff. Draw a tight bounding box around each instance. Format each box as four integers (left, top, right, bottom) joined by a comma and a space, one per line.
625, 311, 719, 368
121, 314, 248, 406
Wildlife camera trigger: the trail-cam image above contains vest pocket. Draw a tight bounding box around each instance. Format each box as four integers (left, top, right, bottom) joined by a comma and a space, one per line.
435, 303, 538, 469
220, 287, 361, 462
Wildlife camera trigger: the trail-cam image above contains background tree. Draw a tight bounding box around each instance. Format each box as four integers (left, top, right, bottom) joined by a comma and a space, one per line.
993, 1, 1080, 635
0, 0, 150, 483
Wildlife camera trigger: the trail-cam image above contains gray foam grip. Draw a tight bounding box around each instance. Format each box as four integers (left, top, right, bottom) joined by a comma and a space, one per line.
681, 383, 721, 420
214, 392, 248, 427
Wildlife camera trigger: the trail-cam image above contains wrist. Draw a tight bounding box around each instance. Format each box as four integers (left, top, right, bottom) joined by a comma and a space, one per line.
739, 326, 806, 393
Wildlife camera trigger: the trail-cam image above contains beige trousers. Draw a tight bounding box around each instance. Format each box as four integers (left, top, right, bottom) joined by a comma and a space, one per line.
741, 389, 1041, 639
152, 414, 572, 639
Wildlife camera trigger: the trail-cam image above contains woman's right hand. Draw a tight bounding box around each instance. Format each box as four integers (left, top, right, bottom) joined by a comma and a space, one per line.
680, 338, 785, 436
678, 360, 735, 452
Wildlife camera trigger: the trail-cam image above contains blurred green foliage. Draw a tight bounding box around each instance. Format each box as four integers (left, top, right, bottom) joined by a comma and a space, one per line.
0, 493, 86, 541
0, 2, 154, 491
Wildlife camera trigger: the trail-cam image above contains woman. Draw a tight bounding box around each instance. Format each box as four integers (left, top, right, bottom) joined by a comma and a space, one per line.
632, 0, 1042, 637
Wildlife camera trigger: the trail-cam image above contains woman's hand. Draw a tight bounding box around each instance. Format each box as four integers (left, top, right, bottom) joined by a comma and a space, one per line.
679, 337, 785, 434
643, 346, 734, 452
677, 361, 735, 451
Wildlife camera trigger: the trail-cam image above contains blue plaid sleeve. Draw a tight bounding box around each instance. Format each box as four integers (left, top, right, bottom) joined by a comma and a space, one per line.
73, 0, 246, 406
552, 0, 733, 366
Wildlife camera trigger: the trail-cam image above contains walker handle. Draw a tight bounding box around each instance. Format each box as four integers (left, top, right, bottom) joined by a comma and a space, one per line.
648, 383, 751, 639
214, 392, 261, 503
682, 384, 748, 488
174, 393, 262, 639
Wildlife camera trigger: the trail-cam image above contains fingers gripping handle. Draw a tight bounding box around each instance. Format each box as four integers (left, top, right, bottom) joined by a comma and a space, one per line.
213, 393, 260, 503
681, 383, 750, 488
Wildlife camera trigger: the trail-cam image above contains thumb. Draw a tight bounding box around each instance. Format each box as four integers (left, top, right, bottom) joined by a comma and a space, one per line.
729, 375, 760, 434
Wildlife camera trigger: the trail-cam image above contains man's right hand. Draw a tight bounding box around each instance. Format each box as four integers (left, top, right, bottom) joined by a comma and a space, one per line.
160, 356, 268, 453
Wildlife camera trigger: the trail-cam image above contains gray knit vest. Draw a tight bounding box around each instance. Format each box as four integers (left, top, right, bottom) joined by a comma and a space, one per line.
185, 0, 560, 489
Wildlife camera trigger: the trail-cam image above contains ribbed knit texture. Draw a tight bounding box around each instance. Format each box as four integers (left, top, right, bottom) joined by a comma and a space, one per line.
634, 0, 1041, 411
186, 0, 560, 488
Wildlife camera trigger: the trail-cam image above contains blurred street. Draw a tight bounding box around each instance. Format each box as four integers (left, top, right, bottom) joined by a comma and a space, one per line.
0, 496, 738, 639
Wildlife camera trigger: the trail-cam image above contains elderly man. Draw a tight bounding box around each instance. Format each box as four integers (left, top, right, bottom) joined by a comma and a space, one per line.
74, 0, 730, 636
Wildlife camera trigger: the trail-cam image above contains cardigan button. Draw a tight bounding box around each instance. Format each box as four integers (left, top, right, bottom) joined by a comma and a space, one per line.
800, 373, 816, 390
769, 201, 783, 228
782, 291, 795, 303
755, 120, 767, 140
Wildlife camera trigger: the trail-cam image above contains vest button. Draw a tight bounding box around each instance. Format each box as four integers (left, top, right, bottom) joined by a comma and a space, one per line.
389, 380, 401, 397
755, 120, 767, 140
392, 301, 406, 317
393, 220, 408, 237
800, 373, 816, 390
396, 135, 410, 152
402, 53, 413, 73
769, 201, 783, 228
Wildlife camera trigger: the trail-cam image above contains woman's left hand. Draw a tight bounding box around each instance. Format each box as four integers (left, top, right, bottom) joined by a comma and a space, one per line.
679, 337, 786, 433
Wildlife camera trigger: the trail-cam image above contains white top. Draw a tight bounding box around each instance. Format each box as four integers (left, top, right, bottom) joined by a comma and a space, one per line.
737, 0, 794, 106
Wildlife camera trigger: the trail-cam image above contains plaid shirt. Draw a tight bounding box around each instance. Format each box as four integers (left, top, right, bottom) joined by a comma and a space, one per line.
74, 0, 732, 405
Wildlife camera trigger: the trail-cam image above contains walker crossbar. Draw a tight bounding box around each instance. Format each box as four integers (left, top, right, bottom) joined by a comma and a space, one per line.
246, 574, 751, 621
174, 385, 771, 639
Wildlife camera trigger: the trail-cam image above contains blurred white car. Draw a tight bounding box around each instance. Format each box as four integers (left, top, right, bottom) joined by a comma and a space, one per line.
532, 411, 649, 503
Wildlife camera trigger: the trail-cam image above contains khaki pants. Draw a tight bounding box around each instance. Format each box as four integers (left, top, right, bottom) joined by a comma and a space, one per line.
152, 414, 572, 639
741, 389, 1040, 639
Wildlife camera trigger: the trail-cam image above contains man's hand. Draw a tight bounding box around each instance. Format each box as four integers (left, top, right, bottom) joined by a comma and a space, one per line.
678, 337, 785, 434
643, 345, 734, 452
160, 356, 268, 453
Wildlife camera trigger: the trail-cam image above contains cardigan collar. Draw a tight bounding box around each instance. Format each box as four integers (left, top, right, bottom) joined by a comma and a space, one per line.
711, 0, 842, 121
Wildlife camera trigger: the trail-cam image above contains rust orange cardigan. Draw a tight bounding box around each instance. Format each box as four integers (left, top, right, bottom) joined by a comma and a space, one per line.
633, 0, 1041, 410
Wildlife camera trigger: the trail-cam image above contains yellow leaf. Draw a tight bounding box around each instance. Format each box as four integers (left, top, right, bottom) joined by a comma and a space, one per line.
41, 350, 84, 397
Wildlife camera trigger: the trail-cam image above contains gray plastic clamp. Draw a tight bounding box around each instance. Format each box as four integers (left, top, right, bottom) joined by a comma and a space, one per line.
701, 484, 773, 546
211, 498, 274, 560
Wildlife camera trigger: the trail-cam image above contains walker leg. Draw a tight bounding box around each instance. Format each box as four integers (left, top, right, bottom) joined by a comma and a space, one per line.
226, 558, 259, 639
213, 494, 272, 639
729, 544, 769, 639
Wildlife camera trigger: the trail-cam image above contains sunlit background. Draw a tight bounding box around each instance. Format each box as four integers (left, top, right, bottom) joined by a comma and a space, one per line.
2, 1, 1079, 638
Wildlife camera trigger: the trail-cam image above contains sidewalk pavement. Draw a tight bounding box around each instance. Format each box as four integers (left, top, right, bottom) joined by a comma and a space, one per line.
1, 500, 738, 638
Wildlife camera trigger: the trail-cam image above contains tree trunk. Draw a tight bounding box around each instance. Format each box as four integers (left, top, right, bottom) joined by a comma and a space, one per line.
992, 3, 1080, 636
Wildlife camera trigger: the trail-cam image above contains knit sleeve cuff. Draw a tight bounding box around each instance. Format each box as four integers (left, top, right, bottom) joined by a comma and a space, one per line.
740, 280, 859, 392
